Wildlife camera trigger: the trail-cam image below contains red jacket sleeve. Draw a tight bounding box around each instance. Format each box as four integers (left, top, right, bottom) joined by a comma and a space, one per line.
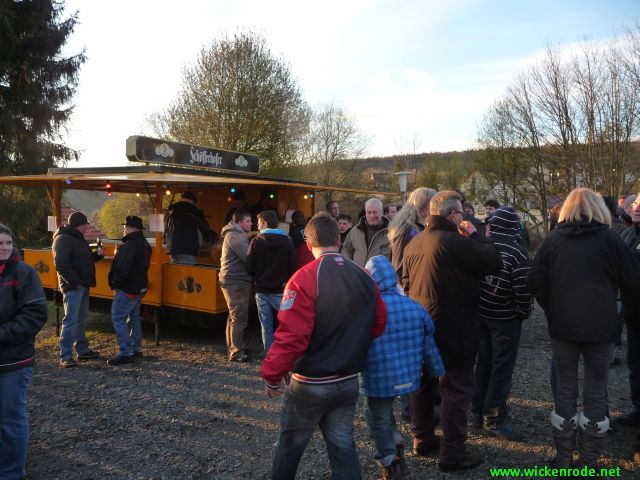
371, 283, 387, 338
259, 261, 318, 388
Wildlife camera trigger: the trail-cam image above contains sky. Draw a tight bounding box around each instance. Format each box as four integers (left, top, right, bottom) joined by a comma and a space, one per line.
61, 0, 639, 168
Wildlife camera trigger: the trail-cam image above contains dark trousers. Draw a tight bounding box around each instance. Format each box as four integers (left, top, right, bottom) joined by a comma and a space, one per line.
627, 324, 640, 412
440, 367, 475, 464
472, 319, 522, 427
409, 373, 438, 445
552, 339, 612, 422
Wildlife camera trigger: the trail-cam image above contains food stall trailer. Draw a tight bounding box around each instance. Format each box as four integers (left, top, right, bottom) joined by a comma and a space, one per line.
0, 136, 385, 343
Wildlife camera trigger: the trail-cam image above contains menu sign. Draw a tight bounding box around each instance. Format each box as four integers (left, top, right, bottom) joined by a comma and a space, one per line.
126, 136, 260, 174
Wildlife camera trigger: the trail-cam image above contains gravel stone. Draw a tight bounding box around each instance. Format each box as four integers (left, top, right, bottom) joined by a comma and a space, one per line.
26, 305, 640, 479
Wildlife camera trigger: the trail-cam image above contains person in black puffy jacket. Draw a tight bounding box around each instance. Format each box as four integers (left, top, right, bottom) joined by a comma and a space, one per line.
529, 188, 640, 469
107, 216, 152, 366
0, 223, 48, 479
164, 191, 210, 264
52, 211, 103, 367
246, 210, 296, 352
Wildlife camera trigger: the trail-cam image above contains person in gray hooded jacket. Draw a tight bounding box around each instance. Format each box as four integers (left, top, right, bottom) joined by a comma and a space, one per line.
219, 210, 253, 362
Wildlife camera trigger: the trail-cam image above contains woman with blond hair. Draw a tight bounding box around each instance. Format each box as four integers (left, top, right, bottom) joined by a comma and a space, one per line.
529, 187, 640, 468
388, 187, 436, 280
387, 187, 437, 453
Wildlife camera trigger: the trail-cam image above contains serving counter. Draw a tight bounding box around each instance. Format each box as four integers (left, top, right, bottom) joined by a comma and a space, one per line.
23, 241, 226, 314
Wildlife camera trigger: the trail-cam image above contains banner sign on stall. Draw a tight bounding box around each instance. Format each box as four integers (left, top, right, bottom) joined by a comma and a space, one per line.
126, 136, 260, 174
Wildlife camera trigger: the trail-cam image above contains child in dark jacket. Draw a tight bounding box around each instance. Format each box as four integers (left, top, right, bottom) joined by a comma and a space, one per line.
362, 255, 445, 479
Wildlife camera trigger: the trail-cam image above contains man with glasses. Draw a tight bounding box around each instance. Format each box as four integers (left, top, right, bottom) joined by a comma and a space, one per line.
402, 190, 502, 473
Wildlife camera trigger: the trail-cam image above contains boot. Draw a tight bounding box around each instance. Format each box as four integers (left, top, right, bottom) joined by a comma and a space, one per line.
550, 410, 578, 468
577, 413, 609, 468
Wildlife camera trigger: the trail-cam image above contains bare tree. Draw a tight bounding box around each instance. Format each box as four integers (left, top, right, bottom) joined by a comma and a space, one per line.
299, 102, 369, 197
150, 31, 311, 176
477, 31, 640, 234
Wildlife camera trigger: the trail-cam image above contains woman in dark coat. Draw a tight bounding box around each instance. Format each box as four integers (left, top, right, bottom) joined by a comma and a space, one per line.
529, 188, 640, 468
0, 224, 48, 479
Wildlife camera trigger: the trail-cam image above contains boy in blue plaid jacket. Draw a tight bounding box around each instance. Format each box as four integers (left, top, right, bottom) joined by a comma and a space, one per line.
362, 255, 445, 478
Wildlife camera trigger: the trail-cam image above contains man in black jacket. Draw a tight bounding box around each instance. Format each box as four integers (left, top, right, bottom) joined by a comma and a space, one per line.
618, 196, 640, 426
164, 191, 210, 264
402, 190, 502, 473
246, 210, 297, 352
52, 211, 103, 368
107, 216, 152, 366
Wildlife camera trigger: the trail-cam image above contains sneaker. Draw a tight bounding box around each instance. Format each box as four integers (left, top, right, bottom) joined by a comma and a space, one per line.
379, 457, 403, 480
483, 423, 524, 442
439, 447, 483, 473
76, 349, 100, 360
229, 353, 248, 363
107, 355, 134, 366
616, 411, 640, 427
59, 358, 77, 368
413, 436, 441, 456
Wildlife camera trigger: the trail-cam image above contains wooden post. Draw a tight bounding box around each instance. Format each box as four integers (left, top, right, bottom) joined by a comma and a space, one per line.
153, 183, 164, 345
154, 183, 164, 264
45, 181, 62, 227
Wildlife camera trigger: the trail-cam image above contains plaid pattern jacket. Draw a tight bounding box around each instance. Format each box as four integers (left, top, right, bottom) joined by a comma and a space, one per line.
361, 255, 444, 397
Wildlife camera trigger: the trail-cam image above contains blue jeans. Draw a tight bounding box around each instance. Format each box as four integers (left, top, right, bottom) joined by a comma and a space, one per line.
364, 396, 405, 466
111, 290, 143, 356
272, 377, 361, 480
60, 286, 90, 359
255, 293, 282, 351
170, 254, 196, 265
0, 367, 32, 480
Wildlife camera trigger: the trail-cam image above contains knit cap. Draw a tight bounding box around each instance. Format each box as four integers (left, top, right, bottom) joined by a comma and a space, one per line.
487, 206, 520, 236
68, 211, 88, 227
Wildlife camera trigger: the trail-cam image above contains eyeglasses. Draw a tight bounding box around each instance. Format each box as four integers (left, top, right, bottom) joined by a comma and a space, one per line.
451, 210, 464, 215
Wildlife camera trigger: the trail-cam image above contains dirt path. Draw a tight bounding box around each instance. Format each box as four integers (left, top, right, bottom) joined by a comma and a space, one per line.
26, 305, 640, 479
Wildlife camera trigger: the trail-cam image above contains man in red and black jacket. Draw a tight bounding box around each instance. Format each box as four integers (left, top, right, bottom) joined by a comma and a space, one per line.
260, 214, 387, 480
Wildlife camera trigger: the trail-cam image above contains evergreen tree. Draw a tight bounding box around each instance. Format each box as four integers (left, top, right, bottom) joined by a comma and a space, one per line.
0, 0, 84, 174
0, 0, 84, 245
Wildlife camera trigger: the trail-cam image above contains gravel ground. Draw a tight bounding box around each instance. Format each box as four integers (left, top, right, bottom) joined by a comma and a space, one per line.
25, 304, 640, 479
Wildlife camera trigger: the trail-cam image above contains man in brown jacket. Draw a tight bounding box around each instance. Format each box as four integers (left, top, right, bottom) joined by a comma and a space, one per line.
402, 190, 502, 473
342, 198, 390, 267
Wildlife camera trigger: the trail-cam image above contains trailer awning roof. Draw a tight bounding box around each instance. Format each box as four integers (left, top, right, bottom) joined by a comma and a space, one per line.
0, 166, 391, 196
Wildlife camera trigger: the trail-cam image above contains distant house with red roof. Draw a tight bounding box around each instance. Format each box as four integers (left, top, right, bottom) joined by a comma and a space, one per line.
60, 207, 107, 241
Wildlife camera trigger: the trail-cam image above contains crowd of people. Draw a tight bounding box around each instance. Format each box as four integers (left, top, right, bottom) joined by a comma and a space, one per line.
2, 186, 640, 479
